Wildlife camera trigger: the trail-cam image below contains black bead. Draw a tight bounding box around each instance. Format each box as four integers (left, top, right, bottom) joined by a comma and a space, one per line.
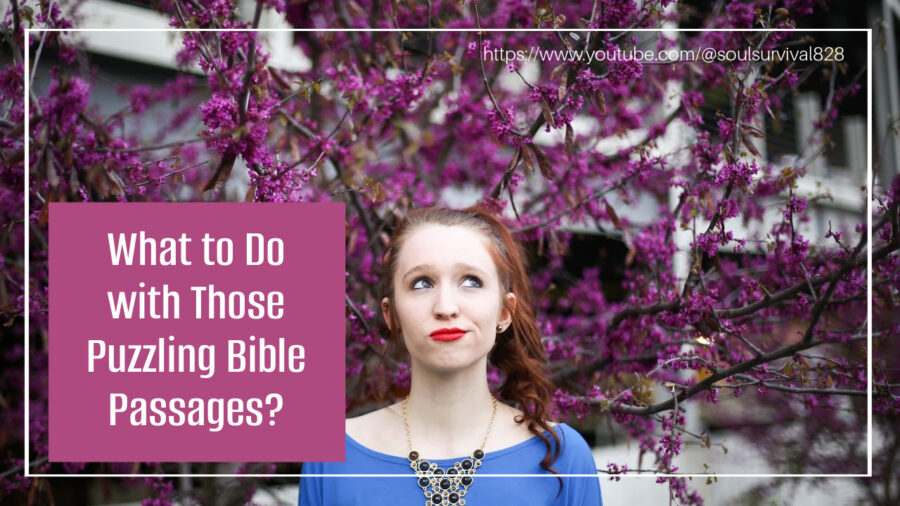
461, 476, 473, 486
434, 468, 444, 475
473, 449, 484, 460
409, 451, 419, 461
432, 493, 443, 504
440, 478, 451, 489
461, 459, 473, 470
418, 477, 430, 488
447, 467, 458, 475
418, 460, 431, 472
449, 492, 459, 503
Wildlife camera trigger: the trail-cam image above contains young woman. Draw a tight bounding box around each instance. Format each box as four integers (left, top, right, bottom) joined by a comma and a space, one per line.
300, 207, 602, 505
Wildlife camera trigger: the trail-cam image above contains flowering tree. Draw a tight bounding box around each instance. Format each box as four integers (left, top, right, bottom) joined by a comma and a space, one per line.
2, 0, 898, 504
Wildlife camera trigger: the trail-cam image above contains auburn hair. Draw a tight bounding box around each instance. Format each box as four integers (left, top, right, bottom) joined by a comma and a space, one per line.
379, 206, 561, 477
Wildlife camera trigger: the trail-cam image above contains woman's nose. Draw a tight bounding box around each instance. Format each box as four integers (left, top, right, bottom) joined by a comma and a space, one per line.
433, 286, 459, 318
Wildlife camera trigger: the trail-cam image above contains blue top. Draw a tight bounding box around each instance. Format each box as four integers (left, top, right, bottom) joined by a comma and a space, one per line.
298, 423, 602, 505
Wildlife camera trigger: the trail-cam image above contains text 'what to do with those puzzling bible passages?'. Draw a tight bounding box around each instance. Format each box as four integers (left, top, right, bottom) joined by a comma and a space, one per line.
96, 231, 300, 431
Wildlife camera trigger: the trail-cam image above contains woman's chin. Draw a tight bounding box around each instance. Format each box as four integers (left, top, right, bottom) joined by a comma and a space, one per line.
413, 354, 486, 375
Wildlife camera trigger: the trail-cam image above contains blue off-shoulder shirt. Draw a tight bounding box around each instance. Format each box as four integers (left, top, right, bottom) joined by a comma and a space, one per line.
298, 423, 602, 505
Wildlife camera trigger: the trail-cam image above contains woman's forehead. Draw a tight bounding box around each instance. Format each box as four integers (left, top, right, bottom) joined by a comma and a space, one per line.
396, 224, 497, 272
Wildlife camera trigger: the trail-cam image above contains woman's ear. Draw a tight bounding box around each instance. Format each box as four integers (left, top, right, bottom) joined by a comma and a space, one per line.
498, 292, 517, 330
381, 297, 393, 331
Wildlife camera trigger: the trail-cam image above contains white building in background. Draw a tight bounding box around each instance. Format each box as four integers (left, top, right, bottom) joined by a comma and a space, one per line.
64, 0, 308, 72
873, 0, 900, 188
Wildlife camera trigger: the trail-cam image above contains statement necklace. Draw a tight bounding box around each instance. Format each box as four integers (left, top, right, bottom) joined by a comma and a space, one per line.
402, 396, 498, 506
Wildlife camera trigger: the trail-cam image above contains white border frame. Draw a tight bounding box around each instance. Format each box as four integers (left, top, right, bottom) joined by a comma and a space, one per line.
23, 27, 873, 479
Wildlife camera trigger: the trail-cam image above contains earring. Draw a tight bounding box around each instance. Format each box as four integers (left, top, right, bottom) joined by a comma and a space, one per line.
497, 325, 504, 332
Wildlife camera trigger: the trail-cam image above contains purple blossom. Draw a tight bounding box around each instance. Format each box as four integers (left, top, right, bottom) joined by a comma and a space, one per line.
714, 160, 758, 187
607, 54, 643, 86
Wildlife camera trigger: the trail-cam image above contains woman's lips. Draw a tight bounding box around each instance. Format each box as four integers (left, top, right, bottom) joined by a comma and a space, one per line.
430, 328, 466, 342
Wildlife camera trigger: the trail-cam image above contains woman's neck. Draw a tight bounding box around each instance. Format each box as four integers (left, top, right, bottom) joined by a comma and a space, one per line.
404, 361, 496, 459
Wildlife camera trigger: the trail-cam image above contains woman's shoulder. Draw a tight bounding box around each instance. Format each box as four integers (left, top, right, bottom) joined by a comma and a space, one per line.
552, 423, 598, 472
554, 421, 585, 439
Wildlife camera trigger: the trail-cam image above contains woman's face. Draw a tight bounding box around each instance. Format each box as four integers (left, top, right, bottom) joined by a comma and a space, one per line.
383, 224, 514, 374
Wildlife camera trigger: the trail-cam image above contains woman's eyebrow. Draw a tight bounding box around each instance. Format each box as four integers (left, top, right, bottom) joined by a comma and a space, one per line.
401, 264, 434, 283
454, 263, 488, 276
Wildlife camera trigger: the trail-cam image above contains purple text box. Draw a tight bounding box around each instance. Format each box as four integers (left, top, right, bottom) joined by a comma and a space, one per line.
49, 203, 345, 462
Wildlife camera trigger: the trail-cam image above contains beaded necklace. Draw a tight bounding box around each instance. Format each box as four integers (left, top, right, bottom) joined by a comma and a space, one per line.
402, 396, 498, 506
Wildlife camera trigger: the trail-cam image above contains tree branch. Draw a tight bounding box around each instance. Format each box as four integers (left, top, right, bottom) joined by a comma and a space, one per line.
717, 225, 897, 320
606, 337, 854, 416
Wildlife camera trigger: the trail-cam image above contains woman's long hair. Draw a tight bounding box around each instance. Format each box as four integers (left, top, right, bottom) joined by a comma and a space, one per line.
380, 206, 561, 476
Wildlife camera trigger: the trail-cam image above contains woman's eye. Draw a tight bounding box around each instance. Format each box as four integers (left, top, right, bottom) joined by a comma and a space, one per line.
460, 276, 482, 288
411, 278, 433, 290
